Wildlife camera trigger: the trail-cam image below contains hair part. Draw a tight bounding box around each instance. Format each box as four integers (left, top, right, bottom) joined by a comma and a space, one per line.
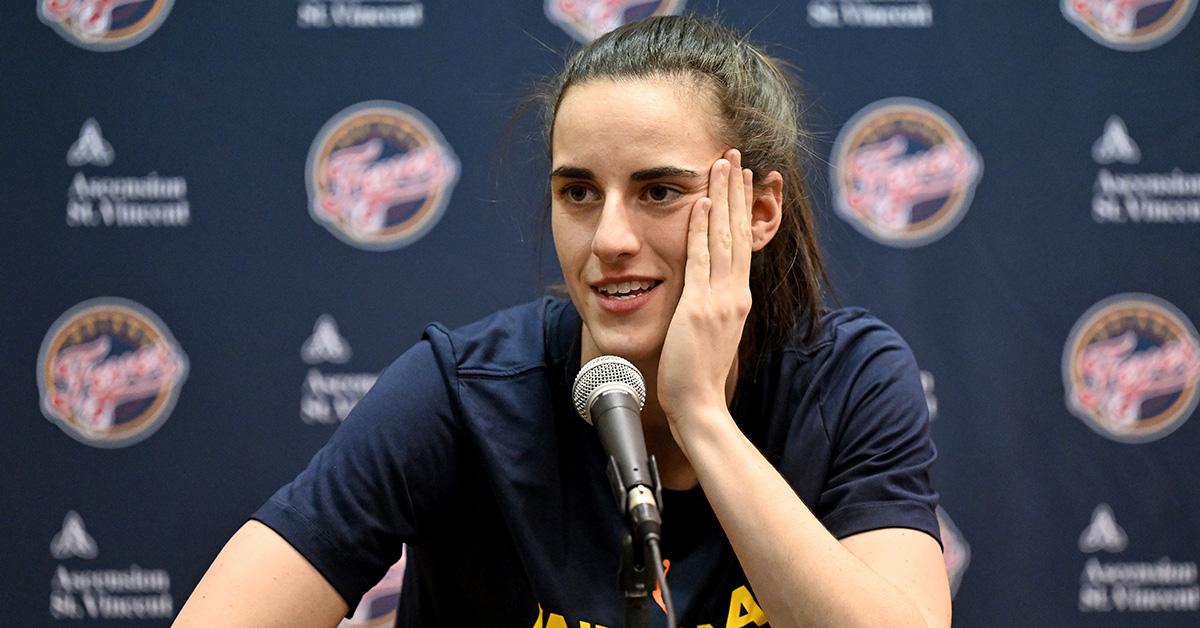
539, 15, 829, 357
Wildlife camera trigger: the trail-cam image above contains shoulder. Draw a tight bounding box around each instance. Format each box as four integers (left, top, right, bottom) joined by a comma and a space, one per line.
791, 307, 911, 355
767, 307, 926, 437
422, 296, 577, 378
757, 309, 939, 540
778, 308, 919, 385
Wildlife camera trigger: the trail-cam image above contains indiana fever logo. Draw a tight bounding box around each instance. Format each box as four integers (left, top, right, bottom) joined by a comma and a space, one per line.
1062, 0, 1196, 50
831, 98, 982, 247
1063, 294, 1200, 443
37, 298, 188, 448
307, 101, 460, 251
545, 0, 686, 42
38, 0, 176, 51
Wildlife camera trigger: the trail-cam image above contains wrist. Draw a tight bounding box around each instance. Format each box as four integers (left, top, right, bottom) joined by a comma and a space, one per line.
669, 406, 738, 459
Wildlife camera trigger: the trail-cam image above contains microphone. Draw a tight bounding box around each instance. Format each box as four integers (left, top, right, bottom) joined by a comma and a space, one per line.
572, 356, 663, 543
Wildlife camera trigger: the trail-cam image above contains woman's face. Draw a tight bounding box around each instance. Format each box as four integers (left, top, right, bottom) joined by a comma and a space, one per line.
551, 78, 727, 365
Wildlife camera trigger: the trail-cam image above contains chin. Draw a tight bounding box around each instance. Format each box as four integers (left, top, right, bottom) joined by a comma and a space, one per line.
575, 287, 673, 364
584, 325, 662, 364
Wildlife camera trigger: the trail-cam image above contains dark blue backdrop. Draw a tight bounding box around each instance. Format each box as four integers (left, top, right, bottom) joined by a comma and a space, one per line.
4, 1, 1199, 626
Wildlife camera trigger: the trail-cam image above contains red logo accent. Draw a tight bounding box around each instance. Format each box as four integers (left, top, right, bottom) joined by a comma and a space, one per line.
43, 0, 122, 37
39, 0, 174, 51
1062, 0, 1196, 51
1076, 333, 1200, 428
317, 140, 455, 238
1064, 294, 1200, 443
1070, 0, 1173, 36
831, 98, 982, 247
545, 0, 685, 42
49, 336, 183, 433
306, 101, 460, 250
38, 298, 188, 448
844, 136, 979, 232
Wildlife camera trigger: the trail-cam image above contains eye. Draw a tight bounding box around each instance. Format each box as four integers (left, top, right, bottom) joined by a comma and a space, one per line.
559, 183, 598, 205
642, 184, 680, 204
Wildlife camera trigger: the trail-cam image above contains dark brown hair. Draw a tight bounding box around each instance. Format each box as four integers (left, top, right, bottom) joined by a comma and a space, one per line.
540, 15, 828, 354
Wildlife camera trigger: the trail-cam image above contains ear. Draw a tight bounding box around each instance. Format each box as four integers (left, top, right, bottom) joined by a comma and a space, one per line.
750, 170, 783, 251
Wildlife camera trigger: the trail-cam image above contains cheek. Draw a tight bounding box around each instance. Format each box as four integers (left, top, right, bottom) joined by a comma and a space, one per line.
653, 212, 693, 271
550, 211, 591, 269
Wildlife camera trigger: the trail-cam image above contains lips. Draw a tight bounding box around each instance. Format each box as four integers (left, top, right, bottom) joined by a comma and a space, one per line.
591, 278, 662, 313
596, 279, 657, 298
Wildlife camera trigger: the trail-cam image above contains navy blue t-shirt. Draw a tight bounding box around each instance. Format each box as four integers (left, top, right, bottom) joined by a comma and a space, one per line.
253, 297, 939, 627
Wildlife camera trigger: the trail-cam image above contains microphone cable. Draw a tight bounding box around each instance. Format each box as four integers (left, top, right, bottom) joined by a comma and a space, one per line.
646, 536, 676, 628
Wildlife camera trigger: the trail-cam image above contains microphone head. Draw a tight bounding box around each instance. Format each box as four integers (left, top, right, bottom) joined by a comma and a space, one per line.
571, 355, 647, 424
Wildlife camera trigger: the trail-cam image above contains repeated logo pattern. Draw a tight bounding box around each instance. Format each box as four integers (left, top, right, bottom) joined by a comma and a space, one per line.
66, 119, 115, 167
50, 512, 99, 560
545, 0, 686, 42
1076, 503, 1199, 613
307, 101, 460, 251
1079, 504, 1129, 554
48, 511, 176, 620
1092, 116, 1142, 165
296, 0, 424, 29
807, 0, 933, 28
1063, 294, 1200, 443
39, 0, 175, 51
302, 315, 352, 365
831, 98, 983, 247
1063, 0, 1197, 50
37, 298, 188, 447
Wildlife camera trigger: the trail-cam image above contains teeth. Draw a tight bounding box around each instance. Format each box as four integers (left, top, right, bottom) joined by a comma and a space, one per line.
598, 280, 655, 296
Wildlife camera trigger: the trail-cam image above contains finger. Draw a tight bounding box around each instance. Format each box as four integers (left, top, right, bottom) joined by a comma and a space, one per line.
685, 196, 712, 295
725, 148, 747, 276
708, 156, 732, 279
731, 167, 754, 278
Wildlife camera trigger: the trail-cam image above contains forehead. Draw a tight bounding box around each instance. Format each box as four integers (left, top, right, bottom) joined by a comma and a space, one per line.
551, 78, 726, 166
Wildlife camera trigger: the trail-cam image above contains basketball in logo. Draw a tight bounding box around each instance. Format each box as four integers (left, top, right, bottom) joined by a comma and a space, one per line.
307, 101, 460, 251
38, 0, 175, 51
545, 0, 686, 42
1063, 294, 1200, 443
37, 298, 188, 448
831, 98, 982, 247
1062, 0, 1196, 51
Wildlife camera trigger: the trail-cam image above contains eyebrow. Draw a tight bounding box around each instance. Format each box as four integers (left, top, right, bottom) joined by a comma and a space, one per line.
549, 165, 703, 181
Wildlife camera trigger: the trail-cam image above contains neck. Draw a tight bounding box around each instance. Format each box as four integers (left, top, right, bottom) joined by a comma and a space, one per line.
639, 361, 698, 490
578, 336, 740, 492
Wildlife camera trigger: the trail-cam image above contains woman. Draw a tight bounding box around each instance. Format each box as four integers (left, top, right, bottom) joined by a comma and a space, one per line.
176, 15, 951, 628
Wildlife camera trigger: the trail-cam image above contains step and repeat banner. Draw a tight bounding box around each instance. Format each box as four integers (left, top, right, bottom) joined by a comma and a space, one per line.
2, 2, 1198, 626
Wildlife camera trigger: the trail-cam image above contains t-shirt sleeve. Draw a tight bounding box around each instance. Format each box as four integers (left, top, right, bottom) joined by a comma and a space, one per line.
251, 337, 464, 611
813, 318, 940, 545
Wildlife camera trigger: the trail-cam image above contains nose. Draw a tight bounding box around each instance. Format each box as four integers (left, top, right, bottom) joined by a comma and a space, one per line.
591, 196, 641, 263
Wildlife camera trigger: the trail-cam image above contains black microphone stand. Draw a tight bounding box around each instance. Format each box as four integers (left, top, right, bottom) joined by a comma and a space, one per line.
608, 455, 664, 628
620, 529, 654, 628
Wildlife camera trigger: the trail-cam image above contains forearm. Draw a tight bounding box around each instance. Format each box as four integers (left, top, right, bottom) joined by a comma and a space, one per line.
677, 409, 933, 628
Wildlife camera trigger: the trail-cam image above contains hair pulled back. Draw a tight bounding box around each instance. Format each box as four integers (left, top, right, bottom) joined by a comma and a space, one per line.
543, 14, 828, 352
